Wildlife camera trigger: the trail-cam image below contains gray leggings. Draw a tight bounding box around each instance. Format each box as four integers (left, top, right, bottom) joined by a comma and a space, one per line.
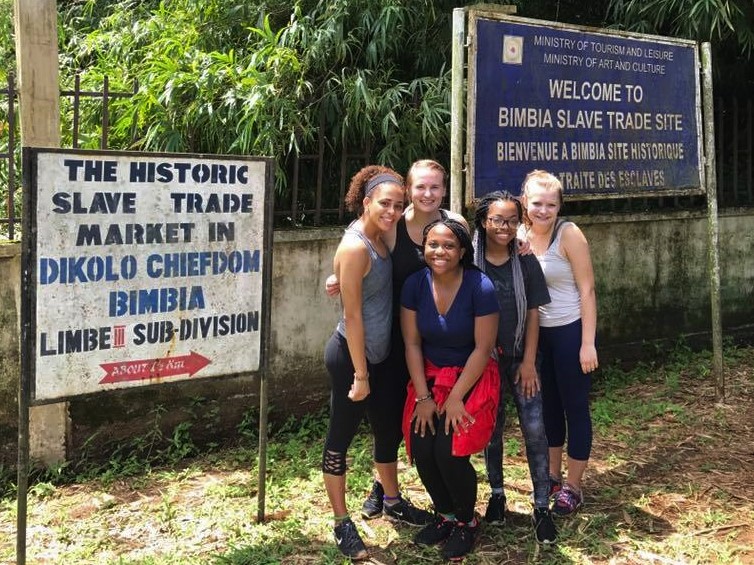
484, 357, 550, 509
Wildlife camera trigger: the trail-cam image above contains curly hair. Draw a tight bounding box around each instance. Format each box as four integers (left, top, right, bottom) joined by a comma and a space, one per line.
344, 165, 404, 214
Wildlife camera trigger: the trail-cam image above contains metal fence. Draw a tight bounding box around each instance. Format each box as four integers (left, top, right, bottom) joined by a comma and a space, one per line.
716, 98, 754, 207
1, 73, 753, 238
1, 73, 137, 239
0, 73, 17, 240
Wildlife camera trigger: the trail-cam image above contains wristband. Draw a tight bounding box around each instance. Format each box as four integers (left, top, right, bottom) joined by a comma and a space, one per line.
415, 392, 433, 403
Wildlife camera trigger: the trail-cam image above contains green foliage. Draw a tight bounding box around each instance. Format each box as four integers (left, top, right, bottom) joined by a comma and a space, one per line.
503, 436, 521, 457
0, 0, 13, 79
236, 408, 259, 443
165, 421, 198, 462
35, 404, 203, 487
607, 0, 754, 56
55, 0, 502, 195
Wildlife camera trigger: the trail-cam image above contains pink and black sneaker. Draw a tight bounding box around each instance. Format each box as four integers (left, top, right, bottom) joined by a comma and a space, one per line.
552, 483, 582, 517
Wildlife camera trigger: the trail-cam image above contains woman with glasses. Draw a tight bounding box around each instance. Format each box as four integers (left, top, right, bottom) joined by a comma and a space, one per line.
472, 191, 556, 544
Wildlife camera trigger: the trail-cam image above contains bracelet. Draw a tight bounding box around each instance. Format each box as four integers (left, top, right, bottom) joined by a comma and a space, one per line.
353, 372, 369, 381
415, 392, 433, 403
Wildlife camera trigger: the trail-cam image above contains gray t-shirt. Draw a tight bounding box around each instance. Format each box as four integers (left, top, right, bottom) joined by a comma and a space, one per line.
485, 253, 550, 358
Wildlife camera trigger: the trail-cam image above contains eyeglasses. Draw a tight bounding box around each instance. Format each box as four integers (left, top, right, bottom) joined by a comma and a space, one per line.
486, 216, 520, 229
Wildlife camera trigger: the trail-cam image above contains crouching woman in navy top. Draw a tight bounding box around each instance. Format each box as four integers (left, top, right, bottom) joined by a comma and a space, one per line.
400, 218, 500, 561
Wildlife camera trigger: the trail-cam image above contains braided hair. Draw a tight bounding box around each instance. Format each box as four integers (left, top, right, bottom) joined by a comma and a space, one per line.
472, 191, 527, 355
422, 217, 476, 271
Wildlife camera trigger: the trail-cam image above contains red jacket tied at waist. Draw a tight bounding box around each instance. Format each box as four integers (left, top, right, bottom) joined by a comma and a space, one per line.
403, 357, 500, 460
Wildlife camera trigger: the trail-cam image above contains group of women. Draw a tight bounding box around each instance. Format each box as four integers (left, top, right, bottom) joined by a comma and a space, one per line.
322, 161, 598, 561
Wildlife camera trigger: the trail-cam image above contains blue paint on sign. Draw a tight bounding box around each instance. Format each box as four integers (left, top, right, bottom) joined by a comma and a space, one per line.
471, 18, 701, 197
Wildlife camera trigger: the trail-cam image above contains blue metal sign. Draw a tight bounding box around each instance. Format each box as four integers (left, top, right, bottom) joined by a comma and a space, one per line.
468, 15, 703, 198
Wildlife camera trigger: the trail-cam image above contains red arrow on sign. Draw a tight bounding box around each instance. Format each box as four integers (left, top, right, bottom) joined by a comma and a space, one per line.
99, 351, 211, 384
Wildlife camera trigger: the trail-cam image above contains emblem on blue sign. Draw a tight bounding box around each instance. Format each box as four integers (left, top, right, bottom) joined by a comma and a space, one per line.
502, 35, 523, 64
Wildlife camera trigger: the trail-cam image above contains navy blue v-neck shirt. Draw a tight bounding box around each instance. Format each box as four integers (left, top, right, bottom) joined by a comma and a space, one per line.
401, 267, 499, 367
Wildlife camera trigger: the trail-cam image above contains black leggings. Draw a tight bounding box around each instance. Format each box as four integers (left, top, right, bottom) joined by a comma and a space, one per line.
411, 413, 477, 523
322, 332, 404, 475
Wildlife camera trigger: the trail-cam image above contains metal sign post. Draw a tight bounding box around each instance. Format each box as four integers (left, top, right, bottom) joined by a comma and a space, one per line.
701, 43, 725, 402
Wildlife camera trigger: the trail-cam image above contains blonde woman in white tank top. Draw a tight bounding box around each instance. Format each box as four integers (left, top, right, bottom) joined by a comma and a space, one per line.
520, 170, 598, 517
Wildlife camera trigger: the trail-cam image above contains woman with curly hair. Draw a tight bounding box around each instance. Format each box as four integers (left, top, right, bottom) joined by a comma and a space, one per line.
322, 165, 405, 560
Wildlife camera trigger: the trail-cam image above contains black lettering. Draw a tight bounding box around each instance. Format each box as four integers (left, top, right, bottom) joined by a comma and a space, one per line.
63, 159, 84, 181
51, 192, 71, 213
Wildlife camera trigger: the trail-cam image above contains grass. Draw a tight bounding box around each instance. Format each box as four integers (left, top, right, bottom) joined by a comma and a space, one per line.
0, 343, 753, 564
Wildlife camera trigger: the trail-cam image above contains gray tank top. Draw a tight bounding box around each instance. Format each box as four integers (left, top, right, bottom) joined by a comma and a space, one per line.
536, 221, 581, 328
336, 225, 392, 363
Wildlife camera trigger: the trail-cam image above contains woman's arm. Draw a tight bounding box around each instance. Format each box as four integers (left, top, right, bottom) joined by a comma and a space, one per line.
335, 238, 372, 400
515, 308, 541, 398
562, 224, 599, 374
401, 306, 436, 437
441, 312, 498, 434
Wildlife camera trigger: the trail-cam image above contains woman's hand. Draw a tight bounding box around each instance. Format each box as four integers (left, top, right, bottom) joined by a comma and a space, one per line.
413, 400, 437, 437
514, 360, 540, 399
440, 396, 475, 435
580, 344, 599, 374
325, 274, 340, 297
348, 378, 370, 401
516, 238, 533, 255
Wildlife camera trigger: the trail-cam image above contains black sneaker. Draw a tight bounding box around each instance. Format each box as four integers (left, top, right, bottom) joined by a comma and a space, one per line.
441, 519, 480, 561
333, 517, 368, 560
483, 493, 506, 525
383, 496, 433, 526
360, 480, 384, 519
532, 507, 557, 544
413, 514, 455, 546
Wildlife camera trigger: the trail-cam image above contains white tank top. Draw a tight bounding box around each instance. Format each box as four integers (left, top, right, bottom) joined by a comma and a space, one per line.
536, 221, 581, 328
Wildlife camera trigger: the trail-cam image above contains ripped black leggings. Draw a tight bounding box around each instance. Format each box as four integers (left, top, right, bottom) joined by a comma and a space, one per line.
321, 332, 404, 475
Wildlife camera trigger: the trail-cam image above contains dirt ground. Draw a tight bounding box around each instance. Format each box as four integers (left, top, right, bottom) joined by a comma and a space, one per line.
1, 348, 753, 564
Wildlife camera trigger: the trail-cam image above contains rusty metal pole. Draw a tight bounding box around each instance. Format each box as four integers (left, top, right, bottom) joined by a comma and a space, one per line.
700, 42, 724, 402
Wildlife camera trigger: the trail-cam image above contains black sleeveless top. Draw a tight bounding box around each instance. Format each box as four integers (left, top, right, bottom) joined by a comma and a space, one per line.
391, 210, 448, 315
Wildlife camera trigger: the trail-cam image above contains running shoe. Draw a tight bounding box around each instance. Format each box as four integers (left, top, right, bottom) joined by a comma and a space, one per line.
333, 517, 368, 560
